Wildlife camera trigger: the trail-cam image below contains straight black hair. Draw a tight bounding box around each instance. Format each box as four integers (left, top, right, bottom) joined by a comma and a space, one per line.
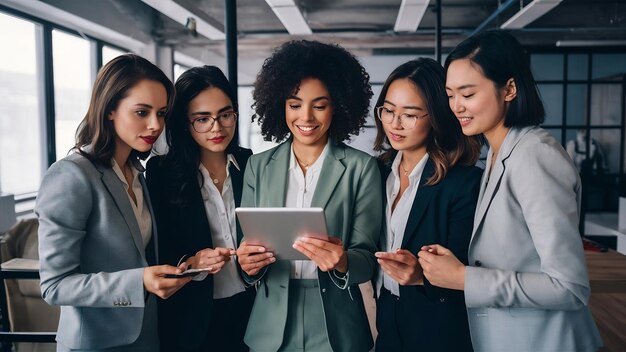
444, 30, 545, 127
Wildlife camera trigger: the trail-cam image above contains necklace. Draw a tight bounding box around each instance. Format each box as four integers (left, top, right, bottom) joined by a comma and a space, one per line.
400, 160, 411, 176
294, 154, 311, 170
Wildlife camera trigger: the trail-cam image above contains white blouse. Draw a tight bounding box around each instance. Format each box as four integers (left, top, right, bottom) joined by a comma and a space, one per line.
111, 158, 152, 248
286, 143, 329, 279
378, 152, 429, 296
197, 154, 246, 299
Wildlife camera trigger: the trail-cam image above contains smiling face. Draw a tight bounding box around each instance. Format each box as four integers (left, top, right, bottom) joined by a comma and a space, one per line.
187, 87, 236, 155
445, 58, 514, 138
380, 78, 432, 155
108, 79, 167, 156
285, 78, 333, 149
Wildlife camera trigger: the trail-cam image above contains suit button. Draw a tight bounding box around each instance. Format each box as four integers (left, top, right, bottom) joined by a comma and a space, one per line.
321, 288, 326, 293
475, 260, 482, 267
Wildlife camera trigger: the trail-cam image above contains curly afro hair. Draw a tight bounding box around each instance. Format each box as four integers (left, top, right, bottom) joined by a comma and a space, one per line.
252, 40, 373, 143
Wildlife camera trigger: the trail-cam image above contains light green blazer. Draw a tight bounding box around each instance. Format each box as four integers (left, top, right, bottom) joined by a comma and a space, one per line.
240, 140, 382, 352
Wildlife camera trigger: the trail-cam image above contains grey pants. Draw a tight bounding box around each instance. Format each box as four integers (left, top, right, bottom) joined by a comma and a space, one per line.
277, 279, 333, 352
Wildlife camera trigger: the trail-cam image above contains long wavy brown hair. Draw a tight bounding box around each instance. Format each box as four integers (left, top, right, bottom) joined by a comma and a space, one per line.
374, 58, 481, 185
74, 54, 175, 167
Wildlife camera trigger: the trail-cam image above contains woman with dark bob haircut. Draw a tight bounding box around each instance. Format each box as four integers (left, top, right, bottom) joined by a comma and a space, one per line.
36, 54, 191, 352
236, 40, 382, 351
373, 58, 482, 351
147, 65, 254, 352
418, 30, 603, 351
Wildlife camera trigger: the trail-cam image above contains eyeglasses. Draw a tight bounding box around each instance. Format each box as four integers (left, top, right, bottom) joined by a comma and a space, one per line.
190, 111, 238, 133
375, 106, 428, 130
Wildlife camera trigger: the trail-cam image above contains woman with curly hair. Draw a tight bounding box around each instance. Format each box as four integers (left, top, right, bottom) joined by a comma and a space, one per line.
236, 40, 382, 351
146, 66, 254, 351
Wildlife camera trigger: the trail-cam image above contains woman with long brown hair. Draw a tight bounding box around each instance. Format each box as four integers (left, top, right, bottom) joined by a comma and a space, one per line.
36, 54, 190, 352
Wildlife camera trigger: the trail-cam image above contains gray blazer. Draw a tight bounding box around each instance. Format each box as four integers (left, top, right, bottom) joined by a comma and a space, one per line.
36, 153, 157, 350
465, 126, 602, 351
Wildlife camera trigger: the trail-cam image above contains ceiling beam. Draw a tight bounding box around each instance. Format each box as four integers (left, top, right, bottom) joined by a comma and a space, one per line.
501, 0, 563, 29
265, 0, 312, 35
394, 0, 431, 33
469, 0, 517, 36
140, 0, 225, 40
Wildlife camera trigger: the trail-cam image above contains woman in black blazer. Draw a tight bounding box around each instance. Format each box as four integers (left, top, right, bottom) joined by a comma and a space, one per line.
372, 58, 482, 351
146, 66, 254, 352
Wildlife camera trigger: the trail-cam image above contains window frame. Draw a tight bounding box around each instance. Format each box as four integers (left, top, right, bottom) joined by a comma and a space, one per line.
0, 4, 128, 201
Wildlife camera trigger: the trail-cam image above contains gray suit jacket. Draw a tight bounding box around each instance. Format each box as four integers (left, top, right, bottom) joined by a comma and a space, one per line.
465, 126, 602, 351
36, 153, 157, 350
240, 140, 382, 352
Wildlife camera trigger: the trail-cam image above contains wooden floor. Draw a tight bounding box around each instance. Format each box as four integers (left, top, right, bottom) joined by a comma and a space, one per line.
586, 249, 626, 351
589, 293, 626, 351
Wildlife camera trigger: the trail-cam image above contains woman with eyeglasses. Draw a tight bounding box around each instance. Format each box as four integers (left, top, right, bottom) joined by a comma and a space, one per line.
146, 66, 254, 352
372, 58, 482, 351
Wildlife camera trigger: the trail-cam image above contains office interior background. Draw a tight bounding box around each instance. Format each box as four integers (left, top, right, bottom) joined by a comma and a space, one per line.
0, 0, 625, 351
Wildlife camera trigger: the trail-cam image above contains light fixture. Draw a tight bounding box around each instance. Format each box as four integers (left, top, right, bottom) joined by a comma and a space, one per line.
394, 0, 431, 32
556, 40, 626, 47
185, 17, 198, 38
501, 0, 563, 29
265, 0, 313, 35
141, 0, 225, 40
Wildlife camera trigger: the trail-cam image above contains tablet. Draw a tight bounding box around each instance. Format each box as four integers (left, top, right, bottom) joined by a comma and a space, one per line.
235, 207, 329, 260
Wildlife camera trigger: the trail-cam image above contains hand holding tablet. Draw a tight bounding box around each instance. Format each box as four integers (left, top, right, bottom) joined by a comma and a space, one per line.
236, 207, 330, 260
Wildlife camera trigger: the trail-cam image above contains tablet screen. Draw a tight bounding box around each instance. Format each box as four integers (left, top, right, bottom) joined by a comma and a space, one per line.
235, 207, 329, 260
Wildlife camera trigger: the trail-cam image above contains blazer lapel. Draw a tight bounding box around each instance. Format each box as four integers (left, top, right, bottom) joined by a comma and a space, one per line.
401, 158, 436, 248
100, 167, 146, 261
471, 126, 535, 239
311, 142, 346, 210
263, 141, 290, 207
231, 161, 244, 208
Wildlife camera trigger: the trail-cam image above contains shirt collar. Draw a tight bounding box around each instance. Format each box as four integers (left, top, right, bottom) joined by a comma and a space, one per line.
227, 153, 240, 171
111, 158, 141, 188
391, 151, 429, 179
198, 153, 239, 173
289, 140, 330, 172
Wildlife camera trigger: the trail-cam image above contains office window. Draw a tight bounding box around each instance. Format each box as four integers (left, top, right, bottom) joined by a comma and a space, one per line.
102, 45, 126, 65
52, 29, 91, 160
531, 54, 563, 81
237, 86, 277, 153
592, 54, 626, 80
566, 84, 588, 126
174, 63, 191, 82
590, 84, 622, 126
0, 12, 43, 195
590, 129, 620, 174
537, 84, 563, 126
568, 54, 588, 81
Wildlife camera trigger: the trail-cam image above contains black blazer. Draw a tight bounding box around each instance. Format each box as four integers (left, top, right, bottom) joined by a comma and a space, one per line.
377, 155, 482, 352
146, 147, 252, 352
